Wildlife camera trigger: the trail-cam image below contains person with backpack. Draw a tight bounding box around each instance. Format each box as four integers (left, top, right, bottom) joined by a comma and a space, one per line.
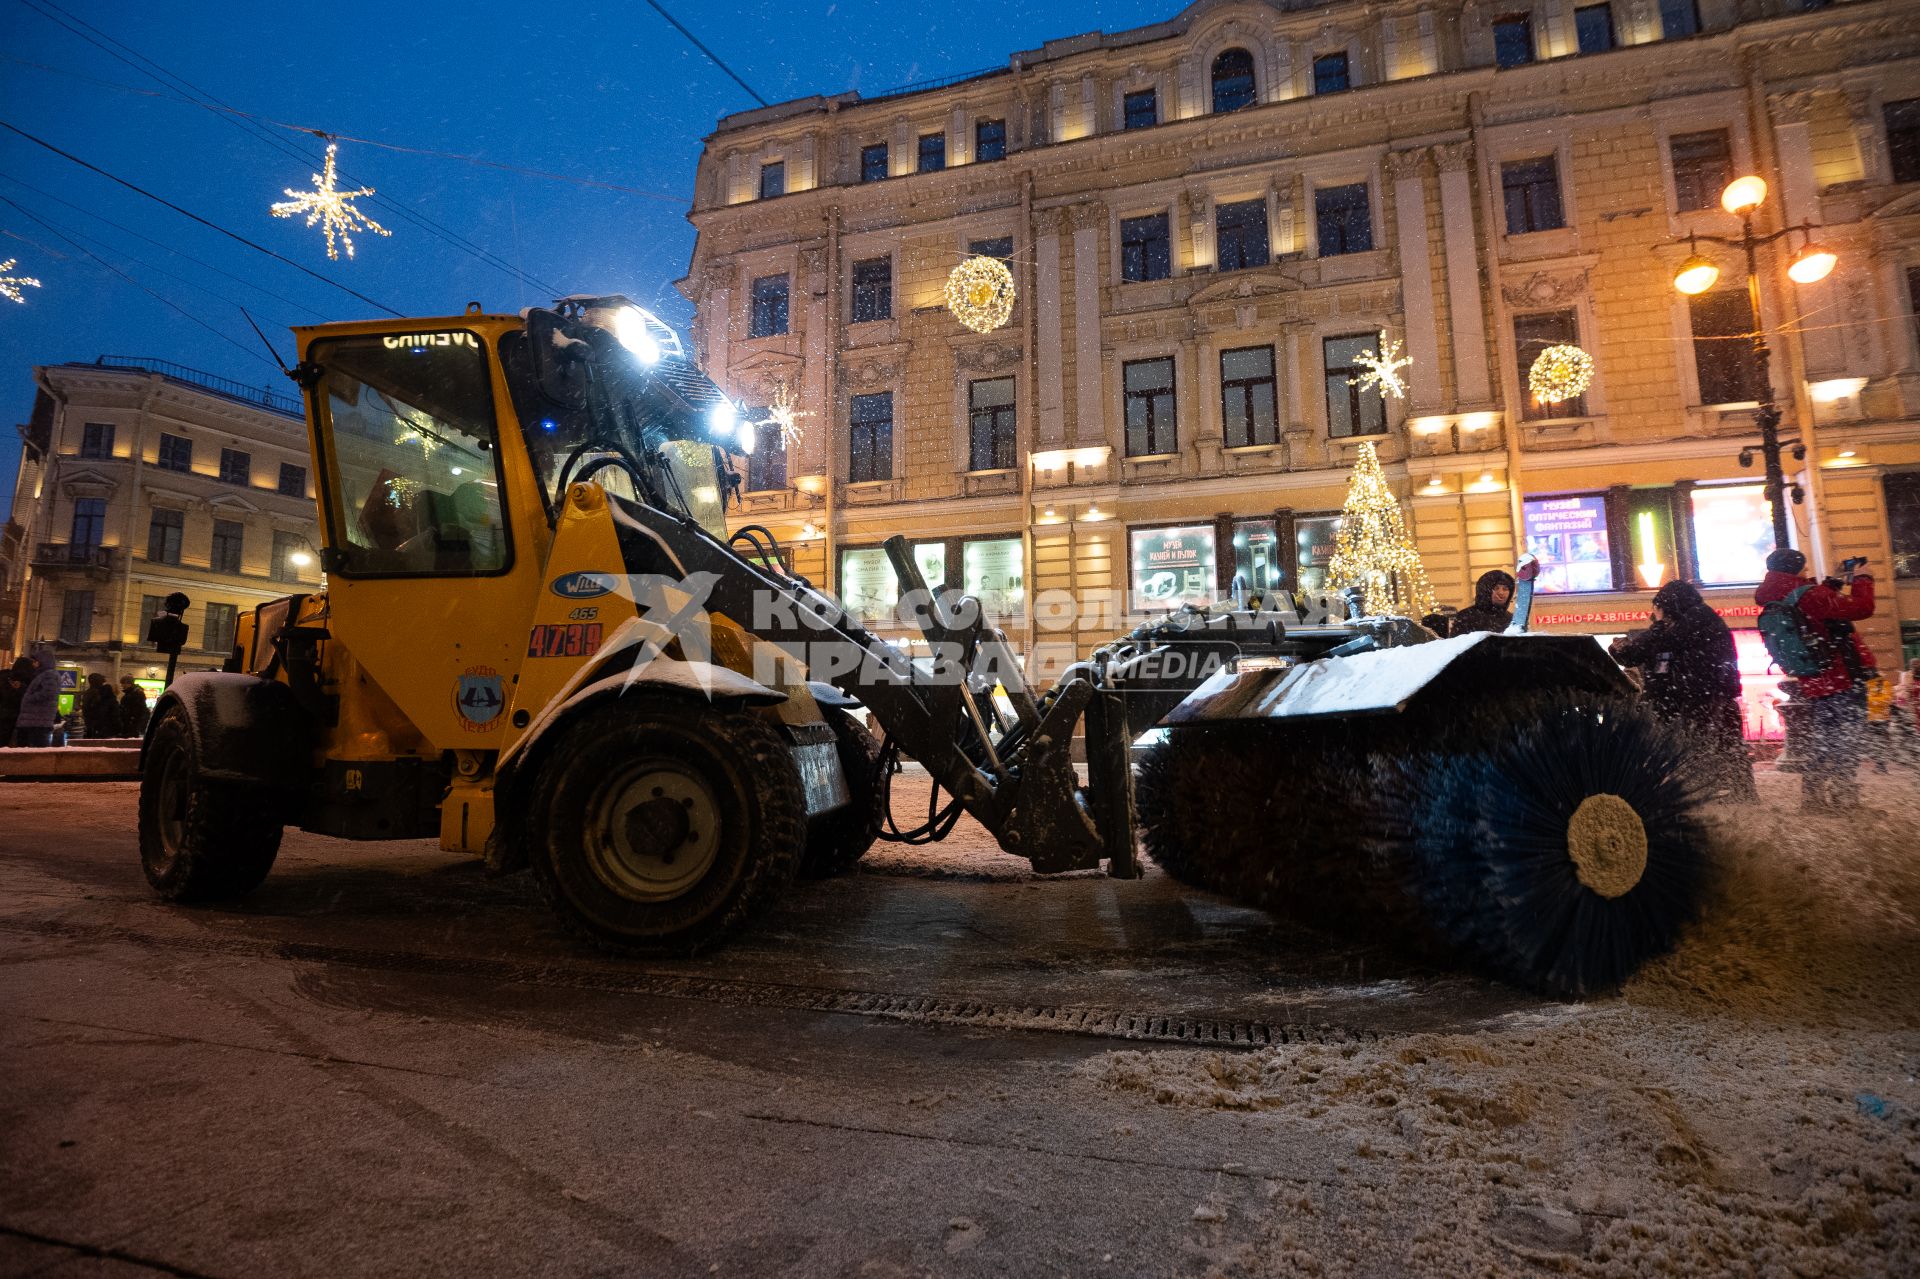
1755, 548, 1877, 812
1609, 580, 1756, 800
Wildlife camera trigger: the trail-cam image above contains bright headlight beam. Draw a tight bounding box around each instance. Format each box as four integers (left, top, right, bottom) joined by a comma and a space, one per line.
613, 306, 662, 364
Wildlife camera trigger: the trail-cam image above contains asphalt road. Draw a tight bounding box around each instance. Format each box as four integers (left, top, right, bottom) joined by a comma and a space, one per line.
0, 779, 1537, 1278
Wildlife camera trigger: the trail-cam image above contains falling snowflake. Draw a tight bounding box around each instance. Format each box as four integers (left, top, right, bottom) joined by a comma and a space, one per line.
1350, 336, 1413, 400
270, 141, 390, 261
0, 258, 42, 304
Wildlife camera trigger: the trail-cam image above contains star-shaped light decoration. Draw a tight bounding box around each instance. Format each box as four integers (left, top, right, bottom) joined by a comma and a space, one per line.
271, 141, 390, 261
1350, 335, 1413, 400
760, 381, 810, 450
0, 258, 42, 304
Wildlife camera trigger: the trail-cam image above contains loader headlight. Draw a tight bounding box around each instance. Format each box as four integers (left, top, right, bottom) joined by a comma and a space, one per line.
735, 419, 757, 455
612, 306, 662, 365
707, 399, 738, 440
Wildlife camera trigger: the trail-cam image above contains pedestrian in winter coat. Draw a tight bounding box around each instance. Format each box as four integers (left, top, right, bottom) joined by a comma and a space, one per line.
81, 673, 120, 738
0, 657, 31, 746
13, 647, 62, 747
118, 676, 150, 739
1449, 570, 1516, 635
1609, 580, 1756, 799
1754, 547, 1877, 812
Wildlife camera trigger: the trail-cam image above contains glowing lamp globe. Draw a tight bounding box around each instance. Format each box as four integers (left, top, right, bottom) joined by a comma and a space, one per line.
1673, 254, 1720, 295
1720, 175, 1767, 216
1527, 344, 1595, 406
945, 255, 1016, 334
1787, 243, 1837, 284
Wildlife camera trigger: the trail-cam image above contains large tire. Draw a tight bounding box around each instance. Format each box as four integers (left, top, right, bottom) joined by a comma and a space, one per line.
523, 696, 806, 955
138, 707, 283, 902
798, 708, 881, 879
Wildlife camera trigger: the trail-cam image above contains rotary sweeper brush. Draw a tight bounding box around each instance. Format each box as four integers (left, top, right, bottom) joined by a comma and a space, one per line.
133, 297, 1708, 1000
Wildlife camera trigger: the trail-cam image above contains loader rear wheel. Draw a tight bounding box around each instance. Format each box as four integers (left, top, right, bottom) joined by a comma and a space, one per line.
798, 708, 882, 879
138, 707, 283, 902
526, 696, 805, 955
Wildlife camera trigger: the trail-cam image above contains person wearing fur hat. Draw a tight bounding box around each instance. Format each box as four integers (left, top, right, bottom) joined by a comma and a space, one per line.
1755, 547, 1877, 812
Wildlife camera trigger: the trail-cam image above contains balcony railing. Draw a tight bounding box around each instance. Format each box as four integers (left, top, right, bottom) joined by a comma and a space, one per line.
91, 356, 302, 417
33, 542, 113, 569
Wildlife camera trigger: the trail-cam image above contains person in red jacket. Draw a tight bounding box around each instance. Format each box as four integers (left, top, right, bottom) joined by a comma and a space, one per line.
1755, 547, 1877, 811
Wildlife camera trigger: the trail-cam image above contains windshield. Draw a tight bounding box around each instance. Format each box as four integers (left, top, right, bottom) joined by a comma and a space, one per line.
499, 316, 744, 541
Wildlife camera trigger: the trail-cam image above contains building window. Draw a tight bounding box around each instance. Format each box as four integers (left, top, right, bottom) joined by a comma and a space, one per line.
278, 463, 307, 498
1514, 310, 1587, 419
69, 497, 106, 549
157, 432, 192, 472
746, 415, 787, 492
61, 589, 94, 643
1120, 213, 1172, 282
204, 603, 238, 656
1123, 357, 1177, 457
759, 161, 785, 199
1494, 15, 1535, 67
1211, 48, 1257, 114
1231, 518, 1283, 601
850, 257, 891, 323
211, 519, 244, 574
219, 447, 251, 486
1670, 129, 1732, 211
1313, 52, 1350, 95
1575, 3, 1615, 53
975, 118, 1006, 162
147, 508, 183, 565
1659, 0, 1700, 37
917, 133, 946, 173
1689, 290, 1762, 404
969, 236, 1013, 261
1220, 347, 1278, 448
140, 595, 167, 635
1214, 198, 1270, 271
1295, 515, 1342, 594
1887, 99, 1920, 185
1502, 157, 1565, 234
1324, 335, 1387, 438
80, 422, 114, 459
1129, 524, 1217, 610
271, 529, 305, 583
1123, 88, 1158, 130
748, 274, 790, 338
968, 376, 1017, 472
1886, 472, 1920, 579
849, 392, 893, 483
860, 143, 889, 182
1314, 183, 1373, 256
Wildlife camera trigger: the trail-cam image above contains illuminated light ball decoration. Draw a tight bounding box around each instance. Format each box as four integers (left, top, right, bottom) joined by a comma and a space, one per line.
944, 255, 1016, 334
1528, 344, 1594, 406
271, 140, 391, 261
0, 259, 42, 304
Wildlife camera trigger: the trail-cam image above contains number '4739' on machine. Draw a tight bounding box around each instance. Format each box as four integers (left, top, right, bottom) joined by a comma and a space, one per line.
527, 623, 603, 658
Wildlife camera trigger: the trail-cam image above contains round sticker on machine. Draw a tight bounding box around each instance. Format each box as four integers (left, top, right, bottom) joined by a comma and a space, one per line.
453, 665, 505, 731
550, 571, 619, 599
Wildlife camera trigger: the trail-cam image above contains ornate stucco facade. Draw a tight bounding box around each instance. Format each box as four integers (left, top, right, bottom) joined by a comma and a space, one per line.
683, 0, 1920, 689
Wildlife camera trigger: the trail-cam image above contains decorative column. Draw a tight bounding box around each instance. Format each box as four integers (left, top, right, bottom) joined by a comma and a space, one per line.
1035, 208, 1067, 446
1070, 202, 1107, 445
1385, 147, 1442, 412
1771, 91, 1844, 378
1183, 188, 1213, 272
1434, 140, 1493, 408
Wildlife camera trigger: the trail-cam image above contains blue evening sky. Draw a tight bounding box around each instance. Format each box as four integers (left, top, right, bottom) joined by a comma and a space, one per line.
0, 0, 1176, 517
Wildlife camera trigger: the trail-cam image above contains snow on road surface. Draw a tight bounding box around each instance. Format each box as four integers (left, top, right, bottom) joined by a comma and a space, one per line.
1079, 776, 1920, 1275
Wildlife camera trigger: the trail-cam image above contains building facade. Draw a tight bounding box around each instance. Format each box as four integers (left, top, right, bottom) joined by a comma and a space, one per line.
694, 0, 1920, 733
7, 359, 323, 700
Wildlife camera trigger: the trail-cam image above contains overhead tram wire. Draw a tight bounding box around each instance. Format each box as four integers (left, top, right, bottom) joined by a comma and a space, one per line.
15, 0, 574, 298
0, 121, 404, 317
636, 0, 770, 107
0, 168, 329, 320
0, 194, 290, 374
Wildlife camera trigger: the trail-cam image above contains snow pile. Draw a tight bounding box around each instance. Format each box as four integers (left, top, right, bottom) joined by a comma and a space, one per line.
1080, 773, 1920, 1275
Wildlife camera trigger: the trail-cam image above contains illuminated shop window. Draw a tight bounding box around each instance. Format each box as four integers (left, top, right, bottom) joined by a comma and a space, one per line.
1130, 524, 1217, 610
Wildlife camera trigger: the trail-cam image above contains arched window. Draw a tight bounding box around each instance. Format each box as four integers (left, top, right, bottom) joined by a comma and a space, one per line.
1211, 48, 1257, 113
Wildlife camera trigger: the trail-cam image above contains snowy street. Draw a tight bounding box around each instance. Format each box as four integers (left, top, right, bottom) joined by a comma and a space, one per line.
1, 772, 1913, 1277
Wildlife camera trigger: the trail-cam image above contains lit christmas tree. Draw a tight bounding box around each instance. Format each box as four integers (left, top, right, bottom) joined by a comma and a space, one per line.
1325, 441, 1437, 618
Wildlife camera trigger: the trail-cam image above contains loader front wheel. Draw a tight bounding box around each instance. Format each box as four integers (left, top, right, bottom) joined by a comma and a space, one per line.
798, 708, 881, 879
527, 697, 806, 955
138, 707, 283, 902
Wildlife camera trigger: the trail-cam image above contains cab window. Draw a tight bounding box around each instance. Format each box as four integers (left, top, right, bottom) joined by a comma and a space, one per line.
312, 332, 511, 576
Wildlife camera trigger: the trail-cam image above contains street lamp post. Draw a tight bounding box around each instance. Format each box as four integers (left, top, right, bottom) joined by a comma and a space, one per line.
1671, 176, 1837, 551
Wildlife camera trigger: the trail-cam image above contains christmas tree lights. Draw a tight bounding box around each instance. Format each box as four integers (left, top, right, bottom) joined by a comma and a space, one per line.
1325, 440, 1437, 618
271, 141, 390, 261
0, 259, 42, 304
